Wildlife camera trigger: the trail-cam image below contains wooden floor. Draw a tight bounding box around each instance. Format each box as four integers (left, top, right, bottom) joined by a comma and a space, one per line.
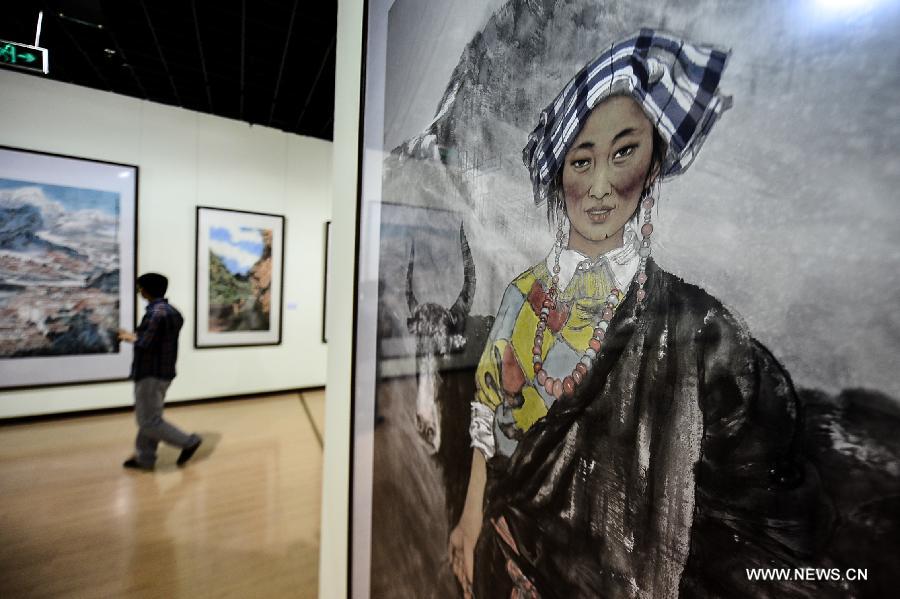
0, 390, 325, 599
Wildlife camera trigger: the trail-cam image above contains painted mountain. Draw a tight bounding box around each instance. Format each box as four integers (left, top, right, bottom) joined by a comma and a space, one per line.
207, 225, 272, 332
0, 178, 121, 357
380, 0, 900, 401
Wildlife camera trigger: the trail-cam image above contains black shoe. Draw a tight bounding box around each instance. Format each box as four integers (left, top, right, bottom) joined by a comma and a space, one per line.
177, 437, 202, 467
123, 457, 153, 471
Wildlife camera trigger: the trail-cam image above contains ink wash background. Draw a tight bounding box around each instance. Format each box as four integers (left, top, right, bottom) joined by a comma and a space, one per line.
381, 0, 900, 398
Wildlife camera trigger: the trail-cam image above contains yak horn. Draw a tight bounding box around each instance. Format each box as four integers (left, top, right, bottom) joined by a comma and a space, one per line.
406, 241, 418, 314
449, 223, 475, 332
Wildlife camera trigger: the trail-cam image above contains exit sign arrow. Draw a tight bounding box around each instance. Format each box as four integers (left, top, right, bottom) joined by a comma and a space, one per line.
0, 40, 49, 74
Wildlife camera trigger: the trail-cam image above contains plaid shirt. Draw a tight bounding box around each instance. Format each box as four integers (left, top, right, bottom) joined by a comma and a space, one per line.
131, 299, 184, 381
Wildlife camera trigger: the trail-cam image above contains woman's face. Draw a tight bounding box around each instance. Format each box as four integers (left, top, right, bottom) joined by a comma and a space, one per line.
561, 96, 656, 258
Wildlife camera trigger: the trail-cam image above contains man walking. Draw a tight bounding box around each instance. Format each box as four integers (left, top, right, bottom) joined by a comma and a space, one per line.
118, 273, 201, 470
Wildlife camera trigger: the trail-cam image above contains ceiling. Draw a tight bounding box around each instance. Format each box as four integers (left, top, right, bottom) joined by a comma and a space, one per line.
1, 0, 337, 140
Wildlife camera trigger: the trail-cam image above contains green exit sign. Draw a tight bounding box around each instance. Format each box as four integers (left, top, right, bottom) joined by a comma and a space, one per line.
0, 40, 49, 74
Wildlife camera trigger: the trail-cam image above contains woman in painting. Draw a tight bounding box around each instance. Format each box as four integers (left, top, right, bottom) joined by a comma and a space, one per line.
448, 29, 835, 598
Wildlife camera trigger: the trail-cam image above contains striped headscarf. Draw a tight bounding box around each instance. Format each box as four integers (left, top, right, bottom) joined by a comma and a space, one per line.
523, 29, 732, 205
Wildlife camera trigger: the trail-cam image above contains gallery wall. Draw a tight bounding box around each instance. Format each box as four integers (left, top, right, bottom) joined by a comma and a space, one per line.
0, 69, 332, 418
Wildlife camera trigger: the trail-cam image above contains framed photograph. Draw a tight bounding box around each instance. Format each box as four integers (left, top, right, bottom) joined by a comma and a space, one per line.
0, 146, 137, 389
350, 1, 900, 597
322, 220, 331, 344
194, 206, 285, 348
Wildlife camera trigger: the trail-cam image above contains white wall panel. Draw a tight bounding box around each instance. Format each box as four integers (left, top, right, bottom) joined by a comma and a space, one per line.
0, 69, 332, 417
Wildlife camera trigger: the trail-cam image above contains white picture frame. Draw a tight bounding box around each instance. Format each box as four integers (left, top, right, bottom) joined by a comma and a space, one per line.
0, 145, 137, 389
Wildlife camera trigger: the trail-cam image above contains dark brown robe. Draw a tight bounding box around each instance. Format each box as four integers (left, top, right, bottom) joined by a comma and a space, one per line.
473, 259, 837, 598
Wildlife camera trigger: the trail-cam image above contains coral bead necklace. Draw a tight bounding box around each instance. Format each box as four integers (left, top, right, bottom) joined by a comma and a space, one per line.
532, 196, 654, 401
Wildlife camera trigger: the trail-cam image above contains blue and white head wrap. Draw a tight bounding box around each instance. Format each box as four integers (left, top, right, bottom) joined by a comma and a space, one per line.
523, 29, 732, 205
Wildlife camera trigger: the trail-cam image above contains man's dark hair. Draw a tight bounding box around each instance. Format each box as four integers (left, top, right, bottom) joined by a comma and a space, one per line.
137, 273, 168, 298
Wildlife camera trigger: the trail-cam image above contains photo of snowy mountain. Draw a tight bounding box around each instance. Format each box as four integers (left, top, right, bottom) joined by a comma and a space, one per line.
0, 178, 121, 358
0, 147, 136, 389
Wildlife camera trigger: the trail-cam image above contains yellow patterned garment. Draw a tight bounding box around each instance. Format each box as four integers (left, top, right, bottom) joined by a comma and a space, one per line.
474, 256, 624, 458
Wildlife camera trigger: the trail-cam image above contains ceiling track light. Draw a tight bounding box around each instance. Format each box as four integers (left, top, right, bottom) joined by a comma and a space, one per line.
57, 13, 105, 30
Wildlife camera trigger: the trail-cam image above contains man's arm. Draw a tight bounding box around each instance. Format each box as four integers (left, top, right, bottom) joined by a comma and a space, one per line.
120, 307, 163, 348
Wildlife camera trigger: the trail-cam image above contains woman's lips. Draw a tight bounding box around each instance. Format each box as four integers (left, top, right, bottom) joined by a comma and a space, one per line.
586, 207, 612, 223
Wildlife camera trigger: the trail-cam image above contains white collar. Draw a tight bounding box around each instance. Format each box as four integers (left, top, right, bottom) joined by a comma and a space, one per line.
544, 214, 641, 292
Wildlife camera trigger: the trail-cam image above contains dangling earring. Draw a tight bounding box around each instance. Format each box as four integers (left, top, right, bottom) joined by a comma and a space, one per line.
635, 185, 655, 303
550, 193, 566, 303
554, 190, 568, 240
555, 202, 566, 250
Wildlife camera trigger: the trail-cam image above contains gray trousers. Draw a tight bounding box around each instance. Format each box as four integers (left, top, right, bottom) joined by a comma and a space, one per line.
134, 377, 197, 466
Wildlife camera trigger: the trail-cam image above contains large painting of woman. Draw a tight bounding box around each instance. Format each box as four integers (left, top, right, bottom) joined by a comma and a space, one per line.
356, 2, 900, 597
450, 30, 834, 599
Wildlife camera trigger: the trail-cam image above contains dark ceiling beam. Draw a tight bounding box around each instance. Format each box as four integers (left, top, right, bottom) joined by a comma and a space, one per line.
295, 35, 336, 131
267, 0, 300, 126
139, 0, 181, 106
93, 45, 218, 79
240, 0, 246, 120
188, 3, 332, 37
107, 32, 148, 100
191, 0, 213, 111
97, 6, 149, 101
319, 115, 334, 136
53, 13, 111, 91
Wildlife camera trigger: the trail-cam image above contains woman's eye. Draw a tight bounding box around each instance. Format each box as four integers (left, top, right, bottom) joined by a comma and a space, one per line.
570, 158, 591, 169
612, 145, 637, 161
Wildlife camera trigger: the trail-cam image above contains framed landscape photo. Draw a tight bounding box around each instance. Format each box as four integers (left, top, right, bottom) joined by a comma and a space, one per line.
194, 206, 285, 348
0, 146, 137, 389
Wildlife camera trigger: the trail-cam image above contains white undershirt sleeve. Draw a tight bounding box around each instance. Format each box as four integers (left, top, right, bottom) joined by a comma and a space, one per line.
469, 401, 496, 459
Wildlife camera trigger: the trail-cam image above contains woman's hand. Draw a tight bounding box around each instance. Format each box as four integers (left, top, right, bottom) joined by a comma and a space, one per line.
449, 507, 482, 598
448, 449, 487, 598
